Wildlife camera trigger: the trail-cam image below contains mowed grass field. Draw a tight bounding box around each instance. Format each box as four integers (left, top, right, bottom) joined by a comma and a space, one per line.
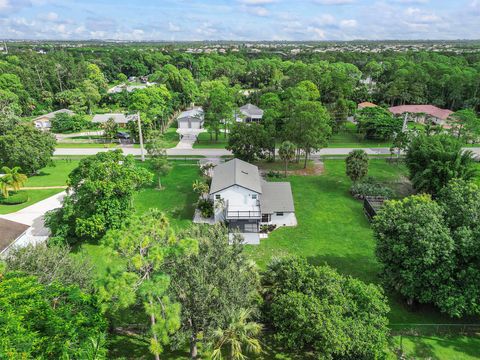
18, 157, 479, 359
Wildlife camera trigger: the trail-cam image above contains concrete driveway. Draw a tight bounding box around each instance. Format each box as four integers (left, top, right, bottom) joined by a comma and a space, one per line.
175, 129, 205, 149
0, 191, 66, 250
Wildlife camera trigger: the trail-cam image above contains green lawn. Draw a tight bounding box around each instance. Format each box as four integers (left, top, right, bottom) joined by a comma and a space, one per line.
392, 335, 480, 360
193, 131, 228, 149
25, 159, 80, 187
0, 189, 64, 214
244, 160, 477, 326
133, 162, 200, 229
56, 143, 119, 148
328, 127, 391, 148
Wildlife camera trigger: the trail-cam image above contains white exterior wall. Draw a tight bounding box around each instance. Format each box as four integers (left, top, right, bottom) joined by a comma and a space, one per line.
211, 185, 260, 222
267, 212, 297, 227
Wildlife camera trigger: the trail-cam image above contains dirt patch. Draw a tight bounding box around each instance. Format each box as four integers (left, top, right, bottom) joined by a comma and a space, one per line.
288, 162, 325, 176
386, 176, 415, 198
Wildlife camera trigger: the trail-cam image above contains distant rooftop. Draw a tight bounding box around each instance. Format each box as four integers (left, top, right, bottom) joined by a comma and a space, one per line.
389, 105, 453, 120
33, 109, 74, 121
92, 113, 137, 124
239, 104, 263, 119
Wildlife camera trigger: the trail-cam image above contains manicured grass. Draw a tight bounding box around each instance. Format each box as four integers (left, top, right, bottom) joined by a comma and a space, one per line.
133, 162, 200, 229
25, 159, 80, 187
391, 335, 480, 360
0, 189, 64, 214
193, 131, 228, 149
328, 129, 391, 148
244, 160, 475, 325
56, 142, 119, 148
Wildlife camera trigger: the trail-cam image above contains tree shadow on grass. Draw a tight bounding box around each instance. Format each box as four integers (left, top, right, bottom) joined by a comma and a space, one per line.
306, 254, 380, 284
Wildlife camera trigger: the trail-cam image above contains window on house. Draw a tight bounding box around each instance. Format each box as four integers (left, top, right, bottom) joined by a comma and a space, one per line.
262, 214, 270, 222
276, 212, 284, 216
215, 194, 221, 200
252, 194, 257, 200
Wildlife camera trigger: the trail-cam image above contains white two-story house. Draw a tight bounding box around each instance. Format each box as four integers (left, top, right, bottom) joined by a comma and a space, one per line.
209, 159, 296, 235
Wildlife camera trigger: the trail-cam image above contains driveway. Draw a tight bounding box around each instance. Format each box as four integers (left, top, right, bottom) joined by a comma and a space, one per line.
175, 129, 205, 149
0, 191, 66, 250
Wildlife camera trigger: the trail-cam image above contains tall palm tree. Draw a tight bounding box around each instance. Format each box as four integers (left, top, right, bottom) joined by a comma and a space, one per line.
1, 166, 28, 197
278, 141, 296, 177
211, 308, 262, 360
0, 176, 9, 198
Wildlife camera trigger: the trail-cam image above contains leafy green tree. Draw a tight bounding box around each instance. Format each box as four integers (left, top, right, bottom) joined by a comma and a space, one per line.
285, 101, 331, 168
405, 134, 476, 195
227, 123, 268, 162
46, 150, 152, 243
278, 141, 296, 177
436, 180, 480, 317
0, 125, 55, 175
0, 271, 106, 359
448, 109, 480, 143
146, 133, 172, 189
168, 225, 260, 359
345, 149, 369, 183
203, 83, 235, 141
4, 244, 94, 292
86, 63, 108, 90
100, 210, 197, 360
51, 112, 89, 133
356, 106, 401, 140
210, 308, 262, 360
81, 80, 101, 114
373, 195, 455, 306
263, 257, 389, 359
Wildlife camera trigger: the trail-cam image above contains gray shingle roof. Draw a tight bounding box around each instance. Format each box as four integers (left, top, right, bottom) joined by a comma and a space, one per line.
209, 158, 262, 194
92, 113, 136, 124
33, 109, 74, 121
0, 218, 29, 253
260, 182, 295, 214
239, 104, 263, 119
178, 107, 204, 122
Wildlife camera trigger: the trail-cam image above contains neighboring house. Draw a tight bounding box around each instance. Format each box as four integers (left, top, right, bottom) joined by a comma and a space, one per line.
209, 159, 296, 235
389, 105, 454, 127
107, 82, 157, 94
357, 101, 377, 110
32, 109, 75, 131
177, 107, 204, 129
235, 103, 264, 123
0, 218, 30, 256
92, 113, 137, 127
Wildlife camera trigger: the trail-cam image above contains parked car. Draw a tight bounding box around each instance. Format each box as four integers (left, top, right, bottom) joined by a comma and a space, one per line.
116, 131, 130, 139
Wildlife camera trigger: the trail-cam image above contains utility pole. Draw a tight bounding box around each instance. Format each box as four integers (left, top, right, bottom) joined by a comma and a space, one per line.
3, 41, 8, 54
402, 112, 409, 132
137, 112, 145, 162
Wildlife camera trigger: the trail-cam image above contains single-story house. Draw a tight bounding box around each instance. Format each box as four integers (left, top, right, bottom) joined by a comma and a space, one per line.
235, 103, 264, 123
209, 159, 296, 235
177, 107, 204, 129
33, 109, 75, 130
0, 218, 30, 256
92, 113, 137, 127
388, 105, 453, 127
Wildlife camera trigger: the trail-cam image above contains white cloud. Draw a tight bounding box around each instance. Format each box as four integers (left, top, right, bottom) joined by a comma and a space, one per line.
340, 19, 357, 28
168, 22, 181, 32
244, 5, 269, 16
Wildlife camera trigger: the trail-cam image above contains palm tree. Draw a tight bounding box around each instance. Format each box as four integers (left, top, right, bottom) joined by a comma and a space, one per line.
1, 166, 27, 198
211, 308, 262, 360
278, 141, 296, 177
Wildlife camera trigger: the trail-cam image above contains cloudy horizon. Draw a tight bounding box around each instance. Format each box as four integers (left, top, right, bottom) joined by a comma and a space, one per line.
0, 0, 479, 41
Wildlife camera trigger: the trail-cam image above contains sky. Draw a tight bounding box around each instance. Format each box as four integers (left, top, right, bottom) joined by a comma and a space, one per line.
0, 0, 479, 41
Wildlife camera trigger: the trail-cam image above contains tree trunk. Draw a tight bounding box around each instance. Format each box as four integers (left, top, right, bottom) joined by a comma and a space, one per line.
190, 333, 198, 359
304, 150, 308, 169
149, 306, 161, 360
158, 175, 162, 190
284, 160, 288, 178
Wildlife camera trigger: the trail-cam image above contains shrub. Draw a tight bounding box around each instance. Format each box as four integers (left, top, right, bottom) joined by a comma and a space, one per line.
260, 224, 277, 233
1, 192, 28, 205
197, 198, 214, 218
350, 177, 394, 200
267, 170, 282, 179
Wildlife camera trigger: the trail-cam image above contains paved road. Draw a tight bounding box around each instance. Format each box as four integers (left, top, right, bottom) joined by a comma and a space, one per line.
54, 146, 480, 157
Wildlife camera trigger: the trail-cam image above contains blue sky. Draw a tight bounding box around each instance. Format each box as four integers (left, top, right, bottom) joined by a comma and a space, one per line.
0, 0, 479, 40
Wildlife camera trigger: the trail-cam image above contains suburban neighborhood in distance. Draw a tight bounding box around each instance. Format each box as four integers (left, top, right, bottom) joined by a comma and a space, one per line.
1, 0, 480, 359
